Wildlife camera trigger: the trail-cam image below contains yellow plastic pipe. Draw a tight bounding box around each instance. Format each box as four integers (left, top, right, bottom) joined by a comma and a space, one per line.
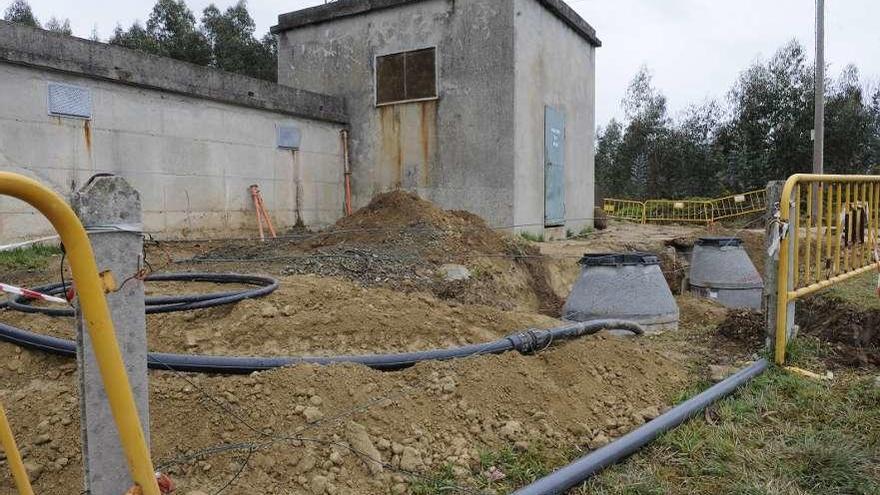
0, 401, 33, 495
0, 173, 159, 495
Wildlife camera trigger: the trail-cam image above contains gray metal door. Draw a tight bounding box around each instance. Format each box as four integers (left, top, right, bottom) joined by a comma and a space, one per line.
544, 105, 565, 226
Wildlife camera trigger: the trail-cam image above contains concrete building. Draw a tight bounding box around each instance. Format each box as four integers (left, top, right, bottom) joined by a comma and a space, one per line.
272, 0, 600, 235
0, 21, 347, 241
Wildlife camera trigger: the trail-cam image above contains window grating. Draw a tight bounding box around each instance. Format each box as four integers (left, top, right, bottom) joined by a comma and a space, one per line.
376, 48, 437, 105
48, 82, 92, 119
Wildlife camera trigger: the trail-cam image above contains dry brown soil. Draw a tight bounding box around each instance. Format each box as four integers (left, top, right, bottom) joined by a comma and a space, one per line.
0, 195, 795, 494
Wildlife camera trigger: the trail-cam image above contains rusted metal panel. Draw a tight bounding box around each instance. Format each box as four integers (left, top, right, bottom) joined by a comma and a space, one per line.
377, 101, 436, 191
544, 105, 565, 226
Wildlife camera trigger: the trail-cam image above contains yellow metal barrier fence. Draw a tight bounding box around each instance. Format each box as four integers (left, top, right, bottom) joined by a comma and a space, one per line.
602, 198, 646, 223
0, 173, 160, 495
711, 189, 768, 221
775, 174, 880, 364
645, 199, 713, 224
603, 188, 767, 225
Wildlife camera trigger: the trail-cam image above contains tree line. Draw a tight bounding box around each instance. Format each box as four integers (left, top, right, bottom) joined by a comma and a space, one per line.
597, 40, 880, 201
3, 0, 276, 81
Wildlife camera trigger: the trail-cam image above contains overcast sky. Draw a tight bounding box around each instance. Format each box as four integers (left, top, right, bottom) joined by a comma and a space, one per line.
19, 0, 880, 125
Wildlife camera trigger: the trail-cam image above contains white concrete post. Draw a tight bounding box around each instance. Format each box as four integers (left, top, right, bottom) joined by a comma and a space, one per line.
72, 176, 149, 495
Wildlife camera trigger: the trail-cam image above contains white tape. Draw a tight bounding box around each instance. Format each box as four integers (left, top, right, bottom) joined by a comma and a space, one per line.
0, 282, 67, 304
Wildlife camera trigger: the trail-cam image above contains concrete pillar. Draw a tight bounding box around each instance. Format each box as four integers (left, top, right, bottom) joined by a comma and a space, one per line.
763, 181, 785, 352
72, 176, 149, 495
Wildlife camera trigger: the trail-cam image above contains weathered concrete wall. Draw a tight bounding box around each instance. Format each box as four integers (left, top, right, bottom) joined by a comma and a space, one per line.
0, 23, 348, 241
277, 0, 517, 227
513, 0, 596, 234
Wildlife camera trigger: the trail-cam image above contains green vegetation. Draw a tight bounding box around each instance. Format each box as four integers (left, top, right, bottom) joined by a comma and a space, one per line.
410, 444, 565, 495
568, 227, 595, 239
410, 464, 459, 495
519, 231, 545, 243
475, 445, 564, 491
0, 244, 62, 271
825, 271, 880, 310
581, 367, 880, 495
597, 42, 880, 201
3, 0, 277, 81
410, 335, 879, 495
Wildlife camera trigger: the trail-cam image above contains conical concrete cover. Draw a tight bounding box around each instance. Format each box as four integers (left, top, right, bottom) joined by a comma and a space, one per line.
689, 237, 763, 309
562, 253, 679, 333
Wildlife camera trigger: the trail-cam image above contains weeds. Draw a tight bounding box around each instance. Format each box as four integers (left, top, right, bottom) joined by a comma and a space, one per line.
580, 369, 880, 494
410, 464, 460, 495
519, 231, 545, 243
567, 227, 595, 239
826, 272, 880, 310
0, 244, 61, 271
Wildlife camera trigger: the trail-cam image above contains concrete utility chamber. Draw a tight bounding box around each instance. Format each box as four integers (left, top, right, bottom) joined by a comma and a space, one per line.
562, 253, 679, 333
688, 237, 763, 309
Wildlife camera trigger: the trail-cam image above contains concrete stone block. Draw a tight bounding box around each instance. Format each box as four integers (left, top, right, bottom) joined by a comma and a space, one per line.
71, 175, 148, 495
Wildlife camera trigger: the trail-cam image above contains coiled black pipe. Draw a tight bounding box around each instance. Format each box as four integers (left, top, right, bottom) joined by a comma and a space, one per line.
0, 319, 643, 374
1, 273, 278, 316
512, 358, 770, 495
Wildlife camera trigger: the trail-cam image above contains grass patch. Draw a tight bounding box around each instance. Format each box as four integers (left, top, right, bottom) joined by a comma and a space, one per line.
519, 231, 545, 243
409, 444, 567, 494
0, 244, 61, 271
825, 272, 880, 310
579, 368, 880, 494
567, 227, 595, 239
410, 464, 460, 495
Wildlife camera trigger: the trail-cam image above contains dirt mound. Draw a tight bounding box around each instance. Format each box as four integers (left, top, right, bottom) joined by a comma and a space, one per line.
311, 191, 511, 259
717, 309, 764, 349
1, 275, 560, 358
0, 334, 690, 495
185, 191, 567, 315
677, 294, 730, 330
797, 296, 880, 367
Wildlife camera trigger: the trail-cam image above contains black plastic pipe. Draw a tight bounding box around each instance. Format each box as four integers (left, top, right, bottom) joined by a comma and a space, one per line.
512, 358, 769, 495
0, 319, 643, 374
1, 273, 278, 316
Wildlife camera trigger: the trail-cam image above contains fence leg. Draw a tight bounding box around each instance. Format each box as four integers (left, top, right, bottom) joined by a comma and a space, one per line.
763, 181, 784, 355
72, 176, 149, 494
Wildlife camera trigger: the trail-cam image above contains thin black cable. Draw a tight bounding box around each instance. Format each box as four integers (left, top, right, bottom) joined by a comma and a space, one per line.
211, 445, 254, 495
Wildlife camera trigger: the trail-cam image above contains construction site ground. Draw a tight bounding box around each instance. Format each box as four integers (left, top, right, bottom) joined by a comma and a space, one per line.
1, 192, 877, 495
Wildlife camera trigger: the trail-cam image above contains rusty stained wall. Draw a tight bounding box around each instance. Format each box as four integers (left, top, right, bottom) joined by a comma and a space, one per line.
278, 0, 518, 228
376, 101, 437, 191
0, 62, 346, 241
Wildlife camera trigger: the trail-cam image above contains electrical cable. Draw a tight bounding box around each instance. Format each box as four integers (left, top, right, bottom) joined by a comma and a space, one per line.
0, 316, 642, 374
1, 273, 278, 316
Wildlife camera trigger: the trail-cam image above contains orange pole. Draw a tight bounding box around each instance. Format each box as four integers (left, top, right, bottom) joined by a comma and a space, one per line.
250, 185, 265, 241
258, 193, 277, 238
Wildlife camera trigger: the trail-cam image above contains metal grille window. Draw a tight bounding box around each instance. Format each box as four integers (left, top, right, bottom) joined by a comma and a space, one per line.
47, 82, 92, 119
375, 48, 437, 106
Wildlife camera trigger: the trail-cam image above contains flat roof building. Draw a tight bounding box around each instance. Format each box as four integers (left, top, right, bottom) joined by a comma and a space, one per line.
273, 0, 600, 234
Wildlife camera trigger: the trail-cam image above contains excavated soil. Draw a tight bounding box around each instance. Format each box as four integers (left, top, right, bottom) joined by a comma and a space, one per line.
716, 310, 765, 350
0, 198, 771, 494
797, 296, 880, 367
183, 191, 566, 316
0, 334, 689, 495
2, 276, 559, 357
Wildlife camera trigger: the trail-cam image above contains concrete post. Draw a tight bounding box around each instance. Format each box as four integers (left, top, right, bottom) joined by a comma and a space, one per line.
72, 176, 149, 495
763, 181, 785, 352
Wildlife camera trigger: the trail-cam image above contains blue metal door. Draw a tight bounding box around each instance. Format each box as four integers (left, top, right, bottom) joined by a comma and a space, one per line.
544, 106, 565, 226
